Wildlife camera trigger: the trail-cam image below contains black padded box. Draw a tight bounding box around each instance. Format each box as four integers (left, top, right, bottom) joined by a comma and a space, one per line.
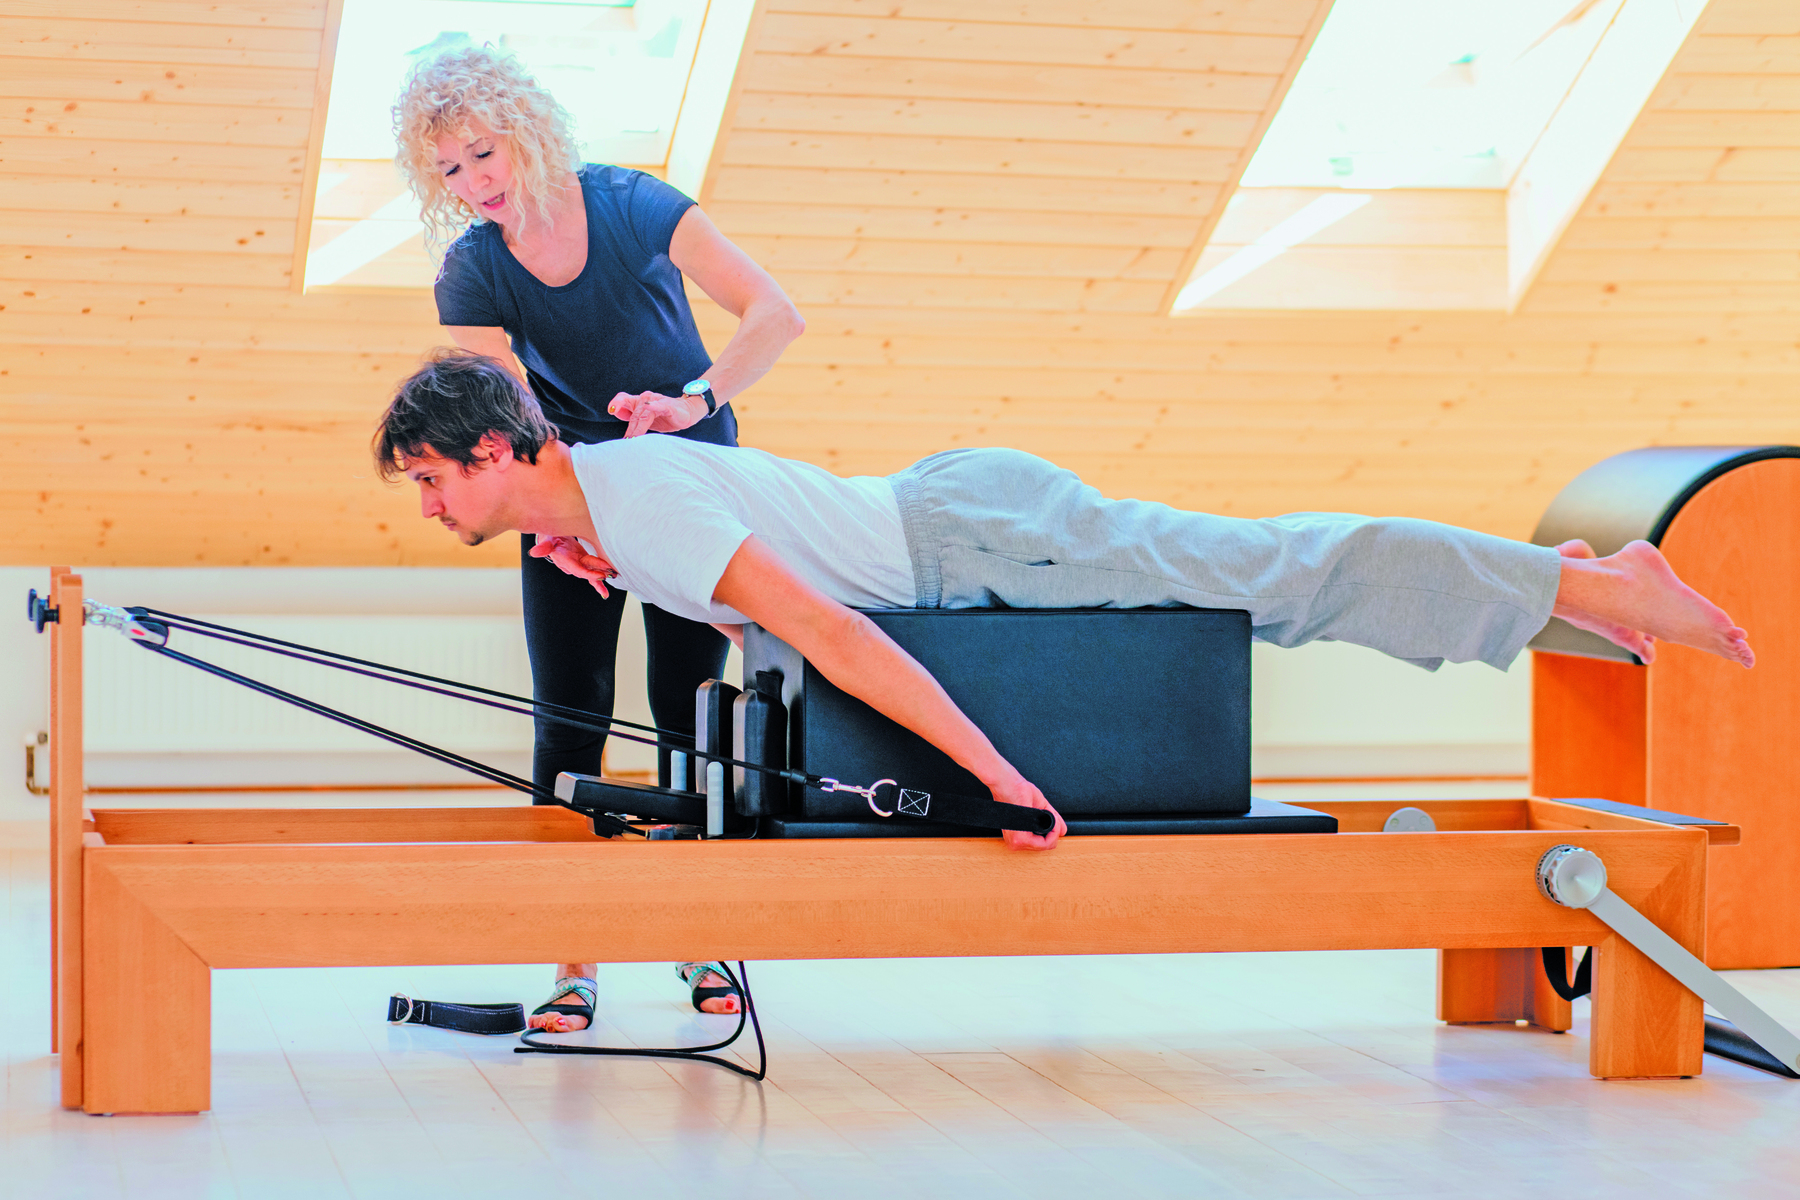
742, 607, 1252, 821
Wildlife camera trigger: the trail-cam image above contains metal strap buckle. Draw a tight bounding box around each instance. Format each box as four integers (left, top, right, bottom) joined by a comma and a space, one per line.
817, 777, 899, 818
389, 993, 415, 1024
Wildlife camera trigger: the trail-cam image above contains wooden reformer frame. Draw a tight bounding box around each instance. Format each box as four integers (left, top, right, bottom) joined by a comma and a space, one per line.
43, 568, 1742, 1115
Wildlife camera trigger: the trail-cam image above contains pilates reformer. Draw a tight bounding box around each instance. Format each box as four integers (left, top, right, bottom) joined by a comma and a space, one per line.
29, 569, 1800, 1115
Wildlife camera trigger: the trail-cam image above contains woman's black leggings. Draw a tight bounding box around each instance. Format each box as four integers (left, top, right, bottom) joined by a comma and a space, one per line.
520, 532, 730, 796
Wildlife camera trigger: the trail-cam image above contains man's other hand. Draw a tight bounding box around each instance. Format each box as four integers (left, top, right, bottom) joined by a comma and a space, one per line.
994, 777, 1065, 851
530, 535, 618, 598
608, 391, 707, 437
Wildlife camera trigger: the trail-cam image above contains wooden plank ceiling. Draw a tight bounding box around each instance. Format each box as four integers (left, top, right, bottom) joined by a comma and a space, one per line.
3, 0, 1798, 567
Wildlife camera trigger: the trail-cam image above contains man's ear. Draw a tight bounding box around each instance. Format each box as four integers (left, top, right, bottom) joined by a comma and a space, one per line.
475, 432, 516, 470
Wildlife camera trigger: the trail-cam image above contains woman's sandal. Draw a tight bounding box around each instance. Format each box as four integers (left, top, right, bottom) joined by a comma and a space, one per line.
677, 962, 742, 1013
531, 974, 597, 1032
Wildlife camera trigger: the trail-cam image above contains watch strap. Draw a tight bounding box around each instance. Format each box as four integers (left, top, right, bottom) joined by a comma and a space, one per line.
683, 379, 718, 417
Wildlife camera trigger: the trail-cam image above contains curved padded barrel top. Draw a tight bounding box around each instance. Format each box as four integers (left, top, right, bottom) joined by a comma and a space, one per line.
1528, 445, 1800, 662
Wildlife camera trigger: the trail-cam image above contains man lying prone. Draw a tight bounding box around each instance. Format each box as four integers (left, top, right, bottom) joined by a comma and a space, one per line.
376, 350, 1755, 852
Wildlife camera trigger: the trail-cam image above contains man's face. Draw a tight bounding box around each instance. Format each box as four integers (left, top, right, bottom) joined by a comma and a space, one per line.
405, 441, 513, 547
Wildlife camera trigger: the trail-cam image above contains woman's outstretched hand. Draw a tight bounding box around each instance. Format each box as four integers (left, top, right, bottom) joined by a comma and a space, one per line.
529, 535, 618, 598
609, 390, 708, 437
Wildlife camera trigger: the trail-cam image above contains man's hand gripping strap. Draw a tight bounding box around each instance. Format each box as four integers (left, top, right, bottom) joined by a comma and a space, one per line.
815, 778, 1055, 835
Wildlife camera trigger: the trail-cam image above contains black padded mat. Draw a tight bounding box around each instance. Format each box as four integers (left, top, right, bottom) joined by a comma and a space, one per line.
760, 797, 1335, 838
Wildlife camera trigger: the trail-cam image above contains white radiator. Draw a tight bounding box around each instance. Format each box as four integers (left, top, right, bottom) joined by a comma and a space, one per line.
81, 614, 547, 788
86, 615, 534, 756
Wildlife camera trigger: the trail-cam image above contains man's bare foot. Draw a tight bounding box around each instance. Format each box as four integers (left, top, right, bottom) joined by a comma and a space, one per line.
1550, 539, 1659, 662
1554, 540, 1753, 668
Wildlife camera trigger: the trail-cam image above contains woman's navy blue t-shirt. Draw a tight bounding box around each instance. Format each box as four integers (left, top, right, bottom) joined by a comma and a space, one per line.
434, 164, 736, 448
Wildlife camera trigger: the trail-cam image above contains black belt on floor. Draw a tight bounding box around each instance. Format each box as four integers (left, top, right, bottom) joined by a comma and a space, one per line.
386, 994, 525, 1035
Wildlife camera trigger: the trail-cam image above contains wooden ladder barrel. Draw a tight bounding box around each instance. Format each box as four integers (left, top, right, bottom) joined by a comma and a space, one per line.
1529, 446, 1800, 970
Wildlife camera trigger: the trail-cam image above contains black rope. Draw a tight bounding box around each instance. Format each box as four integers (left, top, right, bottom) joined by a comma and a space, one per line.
136, 609, 816, 788
515, 961, 767, 1081
137, 638, 762, 1075
138, 608, 685, 740
129, 610, 1054, 837
110, 608, 1062, 1081
137, 642, 631, 836
143, 642, 548, 799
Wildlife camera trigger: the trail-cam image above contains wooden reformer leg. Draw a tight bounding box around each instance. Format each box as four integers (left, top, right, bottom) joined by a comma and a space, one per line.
81, 847, 211, 1115
1587, 851, 1707, 1079
1437, 947, 1573, 1032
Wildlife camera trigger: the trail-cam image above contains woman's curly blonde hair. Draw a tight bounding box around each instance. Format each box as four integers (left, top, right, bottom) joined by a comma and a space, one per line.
392, 43, 581, 254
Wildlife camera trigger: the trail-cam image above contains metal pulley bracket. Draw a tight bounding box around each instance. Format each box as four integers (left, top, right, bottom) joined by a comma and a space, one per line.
82, 601, 168, 646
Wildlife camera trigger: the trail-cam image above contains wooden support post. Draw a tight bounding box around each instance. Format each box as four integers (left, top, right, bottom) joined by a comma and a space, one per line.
50, 570, 84, 1109
1589, 843, 1708, 1079
1531, 653, 1646, 807
1649, 459, 1800, 969
82, 839, 211, 1115
1437, 948, 1573, 1032
46, 565, 68, 1052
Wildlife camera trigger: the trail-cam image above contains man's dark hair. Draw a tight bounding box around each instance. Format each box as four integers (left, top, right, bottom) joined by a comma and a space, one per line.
374, 348, 558, 481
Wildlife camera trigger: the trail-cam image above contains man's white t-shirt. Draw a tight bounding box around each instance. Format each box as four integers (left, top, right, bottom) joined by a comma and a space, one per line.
570, 437, 917, 624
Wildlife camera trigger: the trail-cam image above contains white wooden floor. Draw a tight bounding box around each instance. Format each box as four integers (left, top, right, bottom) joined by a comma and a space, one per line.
6, 845, 1800, 1200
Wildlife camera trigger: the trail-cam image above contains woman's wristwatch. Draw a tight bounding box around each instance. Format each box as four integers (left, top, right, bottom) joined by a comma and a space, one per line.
682, 378, 717, 418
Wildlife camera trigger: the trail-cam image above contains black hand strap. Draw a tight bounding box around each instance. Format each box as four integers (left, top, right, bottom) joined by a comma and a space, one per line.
863, 782, 1056, 836
386, 995, 525, 1035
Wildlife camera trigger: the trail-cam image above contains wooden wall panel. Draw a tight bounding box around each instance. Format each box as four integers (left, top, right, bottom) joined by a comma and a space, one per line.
0, 3, 500, 567
3, 0, 1799, 567
696, 0, 1800, 535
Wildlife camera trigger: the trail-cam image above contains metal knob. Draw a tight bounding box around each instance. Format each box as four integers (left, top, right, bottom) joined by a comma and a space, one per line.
1537, 844, 1607, 910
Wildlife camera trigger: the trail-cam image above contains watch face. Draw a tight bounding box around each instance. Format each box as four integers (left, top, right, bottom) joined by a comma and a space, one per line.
684, 379, 710, 395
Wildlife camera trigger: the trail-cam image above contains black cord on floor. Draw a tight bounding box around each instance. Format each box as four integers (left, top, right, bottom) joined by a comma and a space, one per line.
514, 962, 767, 1081
1541, 946, 1593, 1001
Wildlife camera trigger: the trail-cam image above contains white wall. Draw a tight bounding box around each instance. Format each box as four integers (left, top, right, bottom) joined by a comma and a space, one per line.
5, 568, 52, 823
1251, 639, 1528, 777
1, 566, 1528, 830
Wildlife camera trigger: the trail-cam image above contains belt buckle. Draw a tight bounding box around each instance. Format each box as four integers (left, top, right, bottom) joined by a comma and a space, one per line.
389, 993, 415, 1024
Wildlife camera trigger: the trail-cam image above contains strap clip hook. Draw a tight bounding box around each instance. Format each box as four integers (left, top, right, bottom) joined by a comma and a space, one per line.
816, 777, 899, 818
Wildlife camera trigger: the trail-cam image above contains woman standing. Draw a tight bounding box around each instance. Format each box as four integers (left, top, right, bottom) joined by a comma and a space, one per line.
393, 44, 804, 1028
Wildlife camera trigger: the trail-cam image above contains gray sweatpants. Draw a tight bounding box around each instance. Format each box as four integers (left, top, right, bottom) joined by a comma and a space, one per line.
888, 448, 1562, 671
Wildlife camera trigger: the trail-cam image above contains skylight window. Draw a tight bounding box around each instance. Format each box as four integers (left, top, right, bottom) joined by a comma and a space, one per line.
1176, 0, 1707, 313
303, 0, 752, 289
1242, 0, 1624, 191
324, 0, 703, 170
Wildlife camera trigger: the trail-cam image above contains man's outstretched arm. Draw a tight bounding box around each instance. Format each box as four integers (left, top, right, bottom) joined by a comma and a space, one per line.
711, 536, 1065, 850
